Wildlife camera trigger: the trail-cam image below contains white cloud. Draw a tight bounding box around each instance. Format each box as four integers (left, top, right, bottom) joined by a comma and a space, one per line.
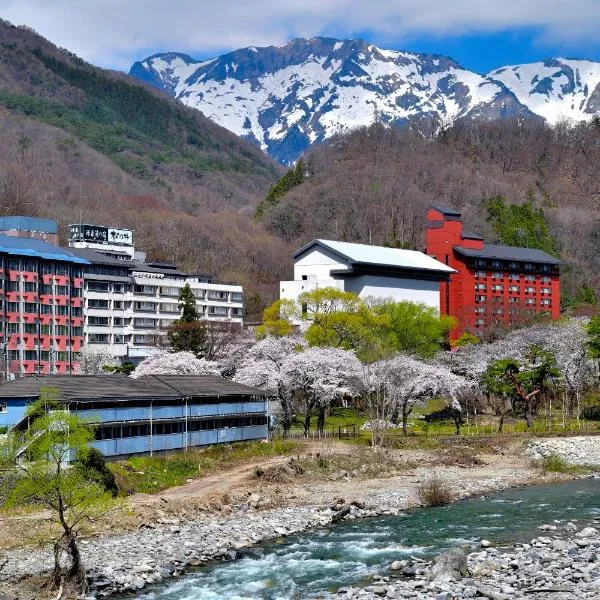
1, 0, 599, 69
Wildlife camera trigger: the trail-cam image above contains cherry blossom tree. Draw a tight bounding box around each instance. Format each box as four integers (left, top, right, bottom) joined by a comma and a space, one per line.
233, 336, 305, 432
76, 347, 118, 375
131, 351, 222, 378
281, 347, 361, 435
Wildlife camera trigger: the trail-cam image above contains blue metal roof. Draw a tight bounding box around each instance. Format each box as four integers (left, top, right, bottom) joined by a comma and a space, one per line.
0, 234, 90, 264
0, 216, 57, 234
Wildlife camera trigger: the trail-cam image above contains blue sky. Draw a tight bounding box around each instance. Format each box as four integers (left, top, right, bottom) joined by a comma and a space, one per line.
2, 0, 600, 73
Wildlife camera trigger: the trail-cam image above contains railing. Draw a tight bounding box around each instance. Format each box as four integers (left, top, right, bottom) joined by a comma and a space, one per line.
281, 425, 357, 440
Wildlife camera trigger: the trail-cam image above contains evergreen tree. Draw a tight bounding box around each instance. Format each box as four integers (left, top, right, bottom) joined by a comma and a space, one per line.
167, 284, 208, 357
255, 158, 306, 217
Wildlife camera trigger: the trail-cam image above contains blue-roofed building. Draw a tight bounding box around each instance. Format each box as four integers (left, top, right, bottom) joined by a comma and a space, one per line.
0, 374, 269, 459
0, 233, 91, 378
0, 216, 59, 246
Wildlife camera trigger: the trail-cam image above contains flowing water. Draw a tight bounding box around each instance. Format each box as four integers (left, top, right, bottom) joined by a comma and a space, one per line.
132, 479, 600, 600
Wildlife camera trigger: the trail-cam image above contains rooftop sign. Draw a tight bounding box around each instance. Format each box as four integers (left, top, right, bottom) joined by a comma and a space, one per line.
69, 224, 133, 246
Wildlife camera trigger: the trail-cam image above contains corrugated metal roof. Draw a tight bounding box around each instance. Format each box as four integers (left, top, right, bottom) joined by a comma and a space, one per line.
0, 374, 265, 400
296, 239, 455, 273
67, 246, 132, 268
0, 235, 90, 264
454, 244, 561, 265
0, 216, 58, 234
149, 375, 267, 397
429, 205, 462, 218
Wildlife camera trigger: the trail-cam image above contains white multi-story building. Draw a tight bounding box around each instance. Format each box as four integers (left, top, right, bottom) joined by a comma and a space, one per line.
68, 227, 244, 363
280, 239, 454, 311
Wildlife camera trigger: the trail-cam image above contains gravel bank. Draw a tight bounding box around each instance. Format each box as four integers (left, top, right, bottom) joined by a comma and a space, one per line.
526, 436, 600, 465
332, 519, 600, 600
1, 465, 532, 599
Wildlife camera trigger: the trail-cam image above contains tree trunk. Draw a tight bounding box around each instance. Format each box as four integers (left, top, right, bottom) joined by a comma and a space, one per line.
281, 394, 292, 434
317, 406, 325, 435
498, 412, 504, 433
402, 403, 411, 437
303, 398, 312, 436
67, 533, 85, 587
525, 404, 534, 428
53, 539, 63, 588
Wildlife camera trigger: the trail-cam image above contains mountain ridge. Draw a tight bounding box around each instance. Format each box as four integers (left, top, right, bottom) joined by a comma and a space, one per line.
131, 37, 600, 163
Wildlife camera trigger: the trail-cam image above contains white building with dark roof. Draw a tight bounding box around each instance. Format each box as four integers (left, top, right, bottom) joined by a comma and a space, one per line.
280, 239, 455, 311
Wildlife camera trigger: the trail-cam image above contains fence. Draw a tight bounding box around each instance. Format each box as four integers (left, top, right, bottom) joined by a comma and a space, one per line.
280, 425, 357, 440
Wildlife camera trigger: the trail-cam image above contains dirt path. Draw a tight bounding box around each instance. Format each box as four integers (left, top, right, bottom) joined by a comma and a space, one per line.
130, 455, 292, 507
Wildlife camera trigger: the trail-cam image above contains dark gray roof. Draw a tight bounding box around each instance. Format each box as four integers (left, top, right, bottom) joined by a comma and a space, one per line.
148, 375, 266, 397
129, 261, 187, 277
68, 247, 132, 268
454, 244, 561, 265
461, 231, 484, 241
429, 205, 462, 218
0, 374, 265, 400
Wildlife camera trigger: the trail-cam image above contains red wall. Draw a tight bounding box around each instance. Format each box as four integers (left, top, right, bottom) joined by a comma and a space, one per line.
425, 208, 560, 339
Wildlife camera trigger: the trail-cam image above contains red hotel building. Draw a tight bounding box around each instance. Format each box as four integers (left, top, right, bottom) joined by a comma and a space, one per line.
0, 235, 88, 377
425, 206, 561, 339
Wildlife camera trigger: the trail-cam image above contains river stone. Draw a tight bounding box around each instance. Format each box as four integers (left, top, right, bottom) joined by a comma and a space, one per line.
429, 547, 469, 581
389, 560, 408, 571
577, 527, 598, 538
480, 539, 492, 548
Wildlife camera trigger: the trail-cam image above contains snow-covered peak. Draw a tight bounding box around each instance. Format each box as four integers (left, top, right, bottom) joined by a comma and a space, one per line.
488, 58, 600, 124
130, 39, 599, 163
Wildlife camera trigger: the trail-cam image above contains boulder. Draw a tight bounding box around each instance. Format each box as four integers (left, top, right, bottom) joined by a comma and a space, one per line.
429, 547, 469, 582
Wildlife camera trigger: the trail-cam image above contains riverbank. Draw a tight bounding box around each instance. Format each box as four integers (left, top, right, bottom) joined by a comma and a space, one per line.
0, 436, 598, 599
333, 518, 600, 599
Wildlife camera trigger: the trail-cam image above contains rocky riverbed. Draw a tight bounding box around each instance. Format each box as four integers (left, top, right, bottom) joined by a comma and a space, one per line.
526, 436, 600, 465
333, 521, 600, 599
1, 464, 533, 599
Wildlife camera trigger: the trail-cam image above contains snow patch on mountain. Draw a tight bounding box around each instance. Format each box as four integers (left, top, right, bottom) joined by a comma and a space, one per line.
130, 39, 600, 163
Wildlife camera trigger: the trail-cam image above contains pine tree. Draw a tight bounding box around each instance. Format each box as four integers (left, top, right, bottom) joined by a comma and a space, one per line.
167, 284, 208, 357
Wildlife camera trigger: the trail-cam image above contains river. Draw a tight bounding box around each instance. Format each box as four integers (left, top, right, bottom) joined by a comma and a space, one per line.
130, 478, 600, 600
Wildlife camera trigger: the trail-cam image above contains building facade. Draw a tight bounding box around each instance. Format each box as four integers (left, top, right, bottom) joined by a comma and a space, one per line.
425, 206, 561, 338
0, 374, 268, 458
280, 239, 454, 311
0, 235, 89, 378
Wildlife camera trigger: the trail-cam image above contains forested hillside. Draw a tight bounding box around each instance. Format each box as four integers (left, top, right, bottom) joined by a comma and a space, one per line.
0, 20, 287, 316
259, 119, 600, 302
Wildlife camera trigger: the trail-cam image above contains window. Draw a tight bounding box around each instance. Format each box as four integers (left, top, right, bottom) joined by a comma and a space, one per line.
40, 304, 53, 314
24, 282, 37, 292
509, 297, 519, 304
526, 298, 535, 305
231, 292, 243, 302
55, 285, 69, 295
113, 317, 124, 327
7, 259, 20, 270
24, 303, 38, 313
207, 290, 228, 300
0, 403, 6, 414
475, 283, 486, 291
72, 327, 83, 337
113, 283, 124, 293
541, 287, 551, 295
88, 299, 109, 309
7, 322, 20, 334
475, 307, 485, 314
134, 301, 157, 311
88, 281, 109, 292
72, 307, 83, 317
113, 334, 124, 344
509, 285, 519, 293
135, 284, 157, 295
24, 350, 38, 361
231, 308, 243, 316
475, 318, 485, 327
56, 305, 69, 315
89, 316, 109, 326
159, 286, 179, 297
208, 306, 228, 315
542, 276, 552, 283
39, 284, 53, 295
89, 333, 109, 343
133, 318, 157, 328
474, 271, 486, 278
113, 300, 123, 310
40, 324, 52, 335
56, 325, 69, 335
475, 295, 487, 303
492, 272, 503, 279
24, 323, 38, 334
525, 275, 536, 282
6, 280, 20, 292
6, 302, 19, 313
492, 284, 503, 292
160, 303, 180, 313
541, 299, 552, 306
525, 286, 535, 294
493, 308, 504, 315
509, 274, 520, 281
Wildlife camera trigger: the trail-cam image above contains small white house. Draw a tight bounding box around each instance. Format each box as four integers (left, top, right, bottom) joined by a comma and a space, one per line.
280, 239, 455, 311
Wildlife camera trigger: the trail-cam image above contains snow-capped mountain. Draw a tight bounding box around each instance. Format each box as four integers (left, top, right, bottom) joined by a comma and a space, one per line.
489, 59, 600, 125
130, 38, 599, 164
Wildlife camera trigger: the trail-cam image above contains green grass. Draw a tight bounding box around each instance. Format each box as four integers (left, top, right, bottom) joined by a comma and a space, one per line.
109, 439, 300, 495
538, 452, 600, 475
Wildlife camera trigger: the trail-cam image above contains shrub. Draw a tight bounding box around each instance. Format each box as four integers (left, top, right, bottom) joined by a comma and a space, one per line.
417, 473, 454, 506
74, 447, 119, 496
539, 453, 570, 474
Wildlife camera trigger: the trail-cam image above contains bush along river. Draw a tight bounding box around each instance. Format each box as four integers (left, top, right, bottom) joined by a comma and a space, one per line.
126, 478, 600, 600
